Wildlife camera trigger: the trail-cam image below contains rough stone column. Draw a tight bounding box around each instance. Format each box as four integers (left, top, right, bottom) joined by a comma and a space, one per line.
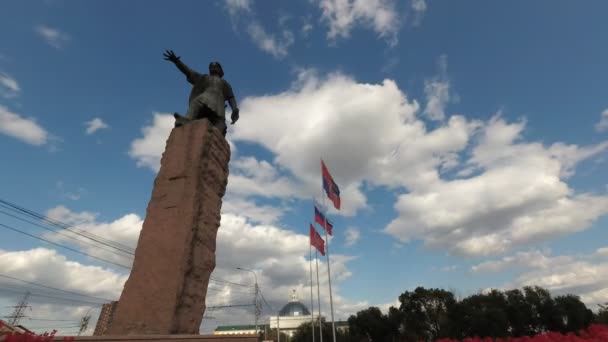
107, 120, 230, 335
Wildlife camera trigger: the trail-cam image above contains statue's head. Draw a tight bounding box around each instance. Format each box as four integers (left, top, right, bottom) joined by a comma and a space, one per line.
209, 62, 224, 78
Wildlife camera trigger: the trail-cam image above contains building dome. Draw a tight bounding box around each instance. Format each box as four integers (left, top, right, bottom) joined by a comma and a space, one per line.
279, 301, 311, 317
278, 290, 311, 317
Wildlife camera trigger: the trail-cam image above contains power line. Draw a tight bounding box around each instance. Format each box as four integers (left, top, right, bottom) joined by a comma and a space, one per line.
209, 277, 251, 288
0, 287, 107, 306
0, 209, 135, 259
0, 199, 135, 254
0, 274, 114, 302
0, 199, 255, 295
207, 304, 256, 309
0, 222, 130, 269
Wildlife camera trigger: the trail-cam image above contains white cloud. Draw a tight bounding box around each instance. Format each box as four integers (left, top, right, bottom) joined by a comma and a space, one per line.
223, 0, 295, 59
385, 116, 608, 256
423, 55, 450, 121
55, 180, 87, 201
301, 21, 314, 37
344, 227, 360, 247
128, 112, 174, 172
129, 70, 608, 257
3, 205, 368, 332
247, 22, 294, 59
228, 156, 303, 198
35, 25, 70, 49
221, 195, 285, 224
224, 0, 252, 17
316, 0, 400, 45
0, 106, 49, 145
85, 117, 109, 135
232, 69, 477, 215
596, 108, 608, 132
410, 0, 427, 26
0, 72, 20, 98
472, 248, 608, 308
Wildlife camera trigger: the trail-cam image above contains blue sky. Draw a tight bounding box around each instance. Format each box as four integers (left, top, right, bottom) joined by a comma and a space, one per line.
1, 0, 608, 335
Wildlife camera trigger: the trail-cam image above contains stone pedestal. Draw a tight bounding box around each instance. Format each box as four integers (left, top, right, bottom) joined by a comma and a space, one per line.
107, 120, 231, 335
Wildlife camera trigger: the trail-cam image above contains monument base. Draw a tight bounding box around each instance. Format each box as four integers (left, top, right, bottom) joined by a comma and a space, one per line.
50, 335, 257, 341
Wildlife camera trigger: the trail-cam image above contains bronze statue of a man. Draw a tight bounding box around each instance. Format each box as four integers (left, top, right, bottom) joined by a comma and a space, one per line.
163, 50, 239, 136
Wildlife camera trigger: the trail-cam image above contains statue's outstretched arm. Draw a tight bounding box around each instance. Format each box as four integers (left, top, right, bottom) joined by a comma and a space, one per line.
163, 50, 198, 82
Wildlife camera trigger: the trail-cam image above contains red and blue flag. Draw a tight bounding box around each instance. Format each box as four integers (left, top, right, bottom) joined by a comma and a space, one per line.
314, 204, 333, 236
321, 160, 340, 210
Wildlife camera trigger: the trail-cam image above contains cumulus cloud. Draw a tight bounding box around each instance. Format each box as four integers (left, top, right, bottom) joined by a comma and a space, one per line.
0, 72, 20, 98
228, 156, 303, 198
128, 112, 174, 171
596, 108, 608, 132
315, 0, 400, 45
129, 69, 608, 256
385, 116, 608, 256
0, 106, 49, 145
35, 25, 70, 49
85, 117, 109, 135
344, 227, 361, 246
2, 205, 366, 332
472, 248, 608, 308
232, 69, 476, 215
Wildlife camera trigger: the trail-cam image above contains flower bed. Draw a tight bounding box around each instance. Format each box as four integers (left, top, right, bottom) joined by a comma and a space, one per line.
433, 324, 608, 342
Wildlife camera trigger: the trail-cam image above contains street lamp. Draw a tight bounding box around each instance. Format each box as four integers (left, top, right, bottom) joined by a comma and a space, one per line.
236, 267, 259, 335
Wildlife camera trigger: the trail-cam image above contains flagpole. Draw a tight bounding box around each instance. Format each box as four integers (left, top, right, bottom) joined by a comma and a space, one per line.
315, 249, 323, 342
309, 243, 316, 342
320, 194, 337, 342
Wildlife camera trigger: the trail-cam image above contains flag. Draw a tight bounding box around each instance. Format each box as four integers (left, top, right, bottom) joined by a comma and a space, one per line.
321, 160, 341, 210
314, 204, 333, 236
310, 224, 325, 256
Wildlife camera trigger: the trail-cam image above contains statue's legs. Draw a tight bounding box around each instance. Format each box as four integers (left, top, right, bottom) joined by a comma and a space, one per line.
175, 101, 227, 136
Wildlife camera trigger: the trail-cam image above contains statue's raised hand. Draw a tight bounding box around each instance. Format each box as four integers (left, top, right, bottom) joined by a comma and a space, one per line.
163, 50, 180, 63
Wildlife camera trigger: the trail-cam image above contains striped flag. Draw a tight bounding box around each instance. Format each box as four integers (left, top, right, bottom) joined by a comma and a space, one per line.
310, 224, 325, 256
314, 204, 333, 236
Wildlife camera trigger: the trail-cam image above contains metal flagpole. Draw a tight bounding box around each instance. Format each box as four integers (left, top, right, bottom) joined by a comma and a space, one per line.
315, 249, 323, 342
309, 243, 316, 342
320, 197, 337, 342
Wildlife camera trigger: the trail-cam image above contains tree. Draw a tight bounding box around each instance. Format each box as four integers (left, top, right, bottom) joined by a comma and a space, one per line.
397, 287, 456, 341
453, 289, 510, 339
505, 288, 535, 337
347, 306, 398, 342
523, 286, 562, 333
553, 294, 594, 333
597, 303, 608, 325
291, 319, 348, 342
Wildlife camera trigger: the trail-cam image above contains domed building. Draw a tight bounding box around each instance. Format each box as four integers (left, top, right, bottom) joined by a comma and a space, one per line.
214, 289, 348, 338
268, 290, 314, 337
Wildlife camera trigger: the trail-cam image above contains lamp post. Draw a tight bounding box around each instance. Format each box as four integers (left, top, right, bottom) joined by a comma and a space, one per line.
237, 267, 259, 335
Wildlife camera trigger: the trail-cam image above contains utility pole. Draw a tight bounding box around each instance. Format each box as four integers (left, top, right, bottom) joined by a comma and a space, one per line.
7, 291, 31, 325
237, 267, 259, 335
